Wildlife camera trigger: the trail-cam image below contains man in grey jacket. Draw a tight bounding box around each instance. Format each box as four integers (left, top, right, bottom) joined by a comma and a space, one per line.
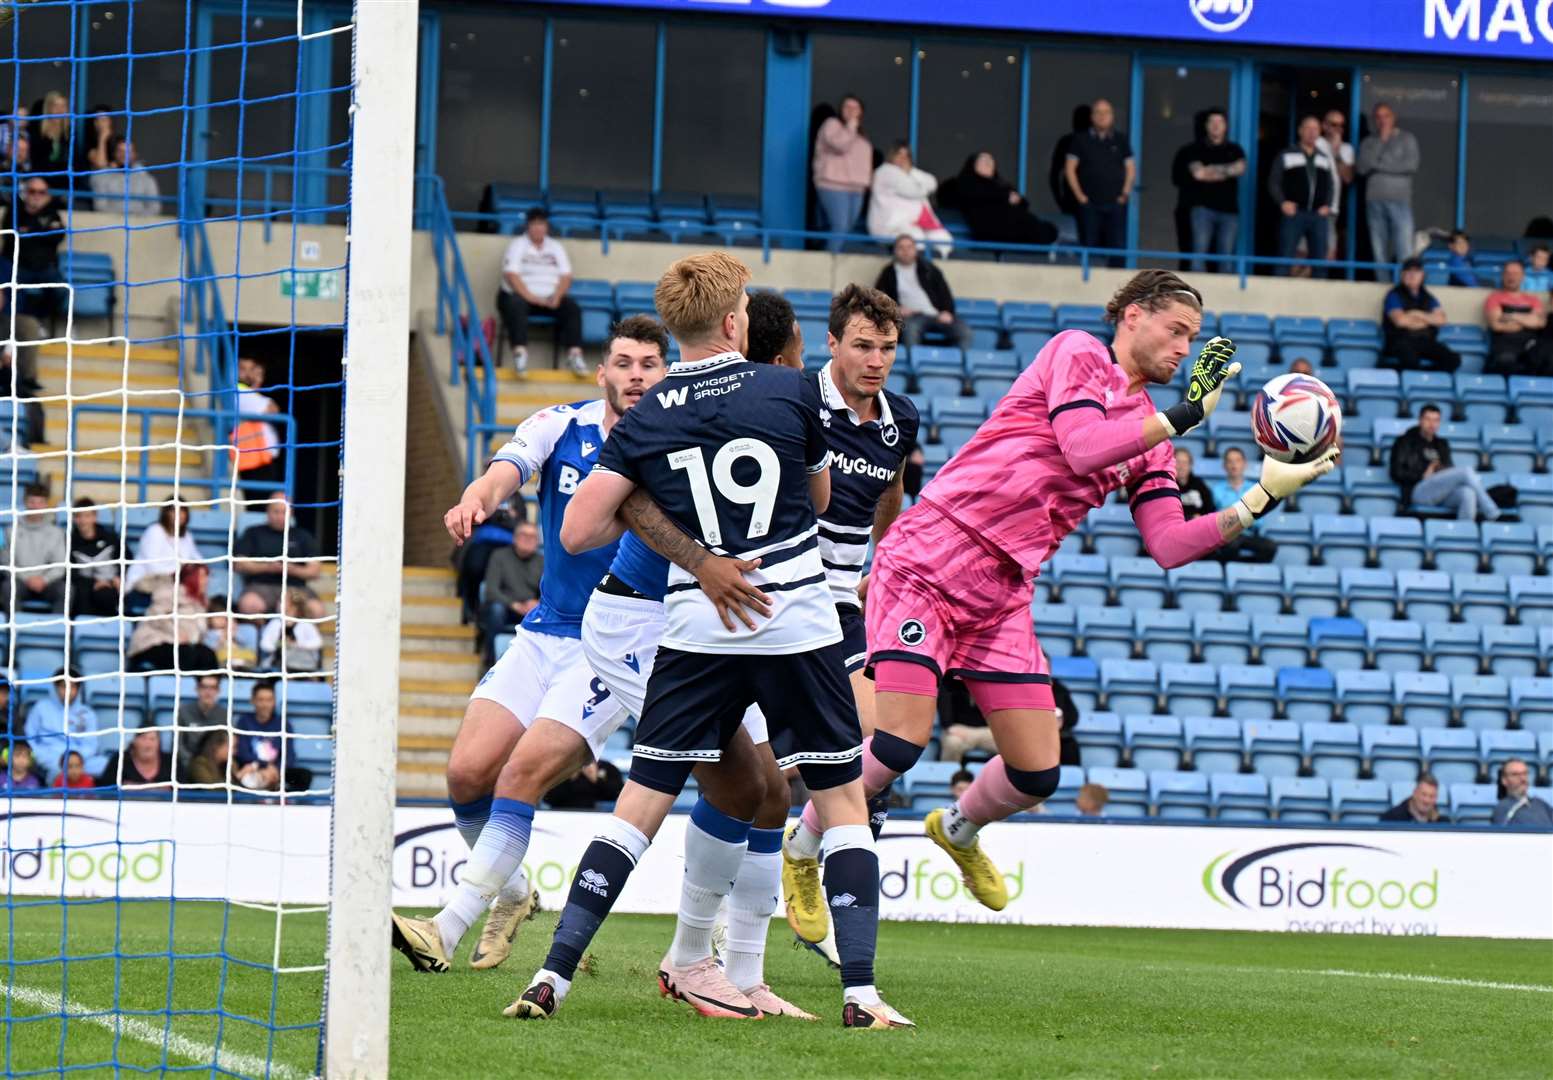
479, 521, 544, 664
3, 484, 68, 611
1357, 103, 1421, 268
1491, 759, 1553, 829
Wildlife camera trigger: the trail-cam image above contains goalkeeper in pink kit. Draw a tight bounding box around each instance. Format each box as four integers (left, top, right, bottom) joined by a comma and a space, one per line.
783, 270, 1339, 928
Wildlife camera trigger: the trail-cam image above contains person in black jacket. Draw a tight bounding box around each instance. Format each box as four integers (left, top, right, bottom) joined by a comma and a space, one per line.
1268, 116, 1335, 276
1379, 774, 1440, 824
946, 152, 1057, 248
1388, 404, 1500, 520
1381, 258, 1460, 372
0, 178, 66, 322
874, 235, 973, 349
1174, 447, 1216, 521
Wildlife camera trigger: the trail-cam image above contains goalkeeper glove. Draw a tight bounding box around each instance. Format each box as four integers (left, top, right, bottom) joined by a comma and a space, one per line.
1235, 448, 1342, 526
1158, 336, 1241, 437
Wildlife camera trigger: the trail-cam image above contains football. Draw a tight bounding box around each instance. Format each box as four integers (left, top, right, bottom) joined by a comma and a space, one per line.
1251, 372, 1343, 464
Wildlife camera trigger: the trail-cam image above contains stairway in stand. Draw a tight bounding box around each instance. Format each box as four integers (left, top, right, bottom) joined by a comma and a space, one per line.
397, 566, 479, 799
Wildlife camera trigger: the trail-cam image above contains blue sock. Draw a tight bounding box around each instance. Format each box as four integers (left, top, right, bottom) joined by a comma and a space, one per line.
746, 826, 784, 855
462, 798, 534, 898
821, 826, 879, 989
450, 793, 493, 850
544, 818, 650, 980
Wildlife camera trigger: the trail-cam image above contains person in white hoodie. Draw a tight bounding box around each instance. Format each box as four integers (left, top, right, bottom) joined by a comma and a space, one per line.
867, 142, 952, 257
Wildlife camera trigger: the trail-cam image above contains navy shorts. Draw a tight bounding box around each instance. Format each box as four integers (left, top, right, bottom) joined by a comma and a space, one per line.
629, 643, 864, 795
837, 604, 867, 674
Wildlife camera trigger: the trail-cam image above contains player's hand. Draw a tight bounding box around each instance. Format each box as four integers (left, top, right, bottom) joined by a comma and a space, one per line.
443, 497, 488, 546
693, 556, 770, 633
1159, 336, 1241, 437
1237, 447, 1341, 521
856, 573, 870, 608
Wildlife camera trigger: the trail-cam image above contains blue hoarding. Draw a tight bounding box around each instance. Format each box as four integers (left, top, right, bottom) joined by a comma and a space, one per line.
541, 0, 1553, 61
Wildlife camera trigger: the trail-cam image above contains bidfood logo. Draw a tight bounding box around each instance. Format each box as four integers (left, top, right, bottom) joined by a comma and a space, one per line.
1203, 842, 1441, 935
1, 812, 172, 890
1190, 0, 1254, 33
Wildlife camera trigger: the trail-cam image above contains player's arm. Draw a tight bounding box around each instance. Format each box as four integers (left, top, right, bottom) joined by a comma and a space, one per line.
619, 491, 772, 633
559, 469, 635, 554
872, 467, 905, 545
447, 407, 568, 544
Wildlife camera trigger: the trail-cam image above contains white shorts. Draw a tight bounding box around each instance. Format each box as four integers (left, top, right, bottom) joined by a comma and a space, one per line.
580, 589, 767, 745
469, 623, 625, 758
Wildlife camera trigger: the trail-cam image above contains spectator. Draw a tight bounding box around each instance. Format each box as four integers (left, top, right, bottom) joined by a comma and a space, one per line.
744, 291, 805, 369
1381, 257, 1460, 372
948, 151, 1056, 247
1075, 783, 1109, 817
480, 521, 544, 663
811, 94, 873, 253
2, 483, 68, 611
233, 681, 311, 793
1288, 357, 1315, 375
25, 668, 109, 783
257, 587, 324, 672
1269, 116, 1335, 277
873, 234, 972, 350
53, 750, 96, 791
1174, 447, 1216, 521
1389, 403, 1499, 521
1484, 261, 1551, 377
1177, 108, 1247, 272
1380, 773, 1441, 823
1316, 109, 1356, 262
1491, 759, 1553, 828
2, 739, 42, 791
867, 142, 951, 256
233, 356, 284, 496
80, 105, 116, 173
70, 497, 123, 617
937, 677, 993, 765
27, 92, 72, 175
1209, 448, 1278, 563
544, 757, 625, 810
185, 728, 233, 786
496, 209, 584, 377
0, 678, 21, 738
949, 769, 974, 800
1523, 245, 1553, 293
97, 726, 175, 790
1446, 231, 1477, 287
128, 563, 219, 672
235, 495, 325, 619
89, 135, 161, 218
175, 674, 227, 775
125, 501, 200, 596
0, 105, 29, 172
1048, 104, 1090, 226
1063, 98, 1134, 267
0, 177, 66, 322
1, 302, 45, 398
1358, 103, 1421, 267
453, 495, 524, 624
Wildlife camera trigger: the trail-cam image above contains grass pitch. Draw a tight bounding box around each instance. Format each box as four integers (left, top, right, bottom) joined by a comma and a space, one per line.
2, 900, 1550, 1078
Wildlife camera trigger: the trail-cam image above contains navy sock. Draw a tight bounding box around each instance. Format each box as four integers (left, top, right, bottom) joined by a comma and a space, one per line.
543, 838, 637, 981
867, 791, 891, 841
822, 844, 880, 989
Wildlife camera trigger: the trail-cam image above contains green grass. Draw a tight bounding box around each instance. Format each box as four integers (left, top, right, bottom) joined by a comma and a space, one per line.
3, 901, 1551, 1078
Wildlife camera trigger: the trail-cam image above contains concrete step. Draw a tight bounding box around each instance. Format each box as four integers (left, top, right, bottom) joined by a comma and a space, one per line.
399, 733, 454, 753
401, 623, 478, 655
38, 342, 181, 366
402, 595, 463, 626
398, 710, 463, 738
401, 566, 457, 599
30, 442, 192, 468
396, 770, 448, 799
401, 650, 483, 682
400, 677, 478, 709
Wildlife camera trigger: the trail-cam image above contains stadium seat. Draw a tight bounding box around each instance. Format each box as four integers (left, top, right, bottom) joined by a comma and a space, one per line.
62, 250, 115, 320
1050, 554, 1109, 609
1259, 511, 1314, 566
1309, 616, 1366, 672
1136, 610, 1196, 665
1510, 575, 1553, 626
1192, 611, 1251, 666
1455, 373, 1510, 424
1077, 606, 1135, 661
1424, 622, 1481, 678
1031, 603, 1077, 657
1312, 514, 1368, 569
1397, 570, 1453, 624
1008, 330, 1051, 359
1253, 613, 1310, 669
1055, 304, 1108, 336
1219, 312, 1273, 345
1481, 424, 1538, 474
1220, 664, 1277, 719
1327, 317, 1382, 350
1110, 557, 1168, 611
1340, 568, 1397, 622
1244, 719, 1301, 777
1225, 563, 1284, 615
1399, 369, 1454, 415
1369, 516, 1425, 571
1100, 659, 1158, 716
1452, 573, 1509, 626
1185, 716, 1243, 775
1124, 714, 1184, 772
1452, 674, 1510, 732
1510, 374, 1553, 427
1045, 765, 1086, 815
1394, 672, 1452, 729
1284, 566, 1340, 618
1332, 778, 1392, 822
1332, 346, 1381, 376
1421, 728, 1480, 786
1440, 323, 1490, 361
1211, 773, 1270, 821
1071, 711, 1123, 768
1480, 523, 1539, 578
1001, 301, 1055, 334
1448, 783, 1498, 824
1423, 520, 1483, 575
1479, 625, 1540, 680
1511, 677, 1553, 732
913, 351, 967, 397
1336, 670, 1393, 726
1149, 770, 1211, 820
1272, 776, 1331, 822
1279, 667, 1336, 724
1088, 503, 1140, 558
1480, 729, 1537, 775
1050, 656, 1100, 712
1366, 619, 1424, 673
1346, 369, 1402, 421
1165, 562, 1225, 614
1084, 766, 1148, 817
1274, 315, 1326, 349
1161, 663, 1218, 718
1363, 726, 1423, 784
967, 349, 1020, 399
1342, 468, 1397, 519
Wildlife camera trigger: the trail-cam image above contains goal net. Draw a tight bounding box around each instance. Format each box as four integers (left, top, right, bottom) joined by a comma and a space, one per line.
2, 1, 411, 1075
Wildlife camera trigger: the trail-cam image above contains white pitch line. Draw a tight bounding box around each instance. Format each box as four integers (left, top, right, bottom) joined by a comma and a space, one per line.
1, 982, 307, 1079
1256, 967, 1553, 994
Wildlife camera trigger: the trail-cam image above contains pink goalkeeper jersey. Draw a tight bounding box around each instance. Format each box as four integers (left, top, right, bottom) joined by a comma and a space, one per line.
919, 329, 1175, 574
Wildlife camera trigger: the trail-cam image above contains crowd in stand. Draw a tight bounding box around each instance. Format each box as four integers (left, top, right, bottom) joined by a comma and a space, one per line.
1, 94, 161, 215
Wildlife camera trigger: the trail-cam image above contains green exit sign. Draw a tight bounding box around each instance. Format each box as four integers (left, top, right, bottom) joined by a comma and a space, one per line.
279, 269, 341, 300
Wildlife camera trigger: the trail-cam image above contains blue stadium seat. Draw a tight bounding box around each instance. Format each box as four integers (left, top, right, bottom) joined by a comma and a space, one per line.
1439, 323, 1490, 359
1137, 610, 1196, 664
1293, 461, 1346, 515
1001, 301, 1055, 334
1480, 625, 1540, 680
62, 250, 115, 319
1342, 467, 1397, 519
1185, 716, 1242, 775
1230, 341, 1273, 372
905, 761, 967, 805
1274, 315, 1327, 349
1220, 664, 1277, 719
1363, 726, 1423, 783
1244, 718, 1301, 777
1225, 563, 1284, 615
1071, 711, 1123, 768
1332, 346, 1381, 374
1448, 783, 1498, 824
1110, 557, 1168, 611
1423, 520, 1483, 575
1088, 502, 1140, 558
1253, 614, 1310, 669
1283, 566, 1340, 618
1045, 765, 1086, 815
1370, 517, 1425, 571
1125, 714, 1184, 772
1332, 778, 1392, 822
1211, 773, 1270, 821
1299, 723, 1359, 781
1149, 770, 1211, 820
1031, 603, 1077, 657
1327, 318, 1382, 350
1085, 766, 1148, 817
1337, 670, 1393, 726
1279, 667, 1336, 724
1480, 729, 1536, 775
1394, 671, 1452, 729
1453, 573, 1510, 626
1279, 343, 1325, 370
1165, 562, 1225, 614
956, 298, 1003, 339
1367, 619, 1424, 673
1050, 656, 1100, 712
1346, 369, 1402, 421
1452, 674, 1509, 732
1399, 369, 1454, 414
1510, 374, 1553, 427
1425, 622, 1482, 677
1161, 663, 1218, 718
1192, 611, 1251, 666
1009, 330, 1051, 359
1340, 568, 1397, 622
967, 349, 1020, 399
1312, 514, 1367, 569
1077, 606, 1135, 661
1480, 523, 1539, 578
1259, 511, 1314, 566
1050, 554, 1110, 609
1309, 616, 1366, 672
1455, 373, 1510, 424
1055, 304, 1108, 335
1437, 421, 1486, 468
1272, 776, 1331, 822
1220, 312, 1273, 345
1510, 575, 1553, 627
1510, 677, 1553, 732
1397, 570, 1453, 624
1480, 424, 1538, 474
1101, 658, 1158, 716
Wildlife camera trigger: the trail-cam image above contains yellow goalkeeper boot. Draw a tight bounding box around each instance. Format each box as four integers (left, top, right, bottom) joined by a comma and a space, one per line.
924, 808, 1008, 911
781, 824, 828, 944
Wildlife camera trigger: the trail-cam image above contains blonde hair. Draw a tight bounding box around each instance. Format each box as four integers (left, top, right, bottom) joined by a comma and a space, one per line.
39, 92, 69, 143
654, 252, 751, 344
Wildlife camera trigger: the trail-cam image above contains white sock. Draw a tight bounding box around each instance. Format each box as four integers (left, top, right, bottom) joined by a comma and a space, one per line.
724, 848, 780, 990
784, 819, 822, 861
498, 865, 531, 904
941, 801, 981, 848
535, 967, 571, 1002
432, 882, 490, 951
669, 817, 749, 967
844, 983, 881, 1006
